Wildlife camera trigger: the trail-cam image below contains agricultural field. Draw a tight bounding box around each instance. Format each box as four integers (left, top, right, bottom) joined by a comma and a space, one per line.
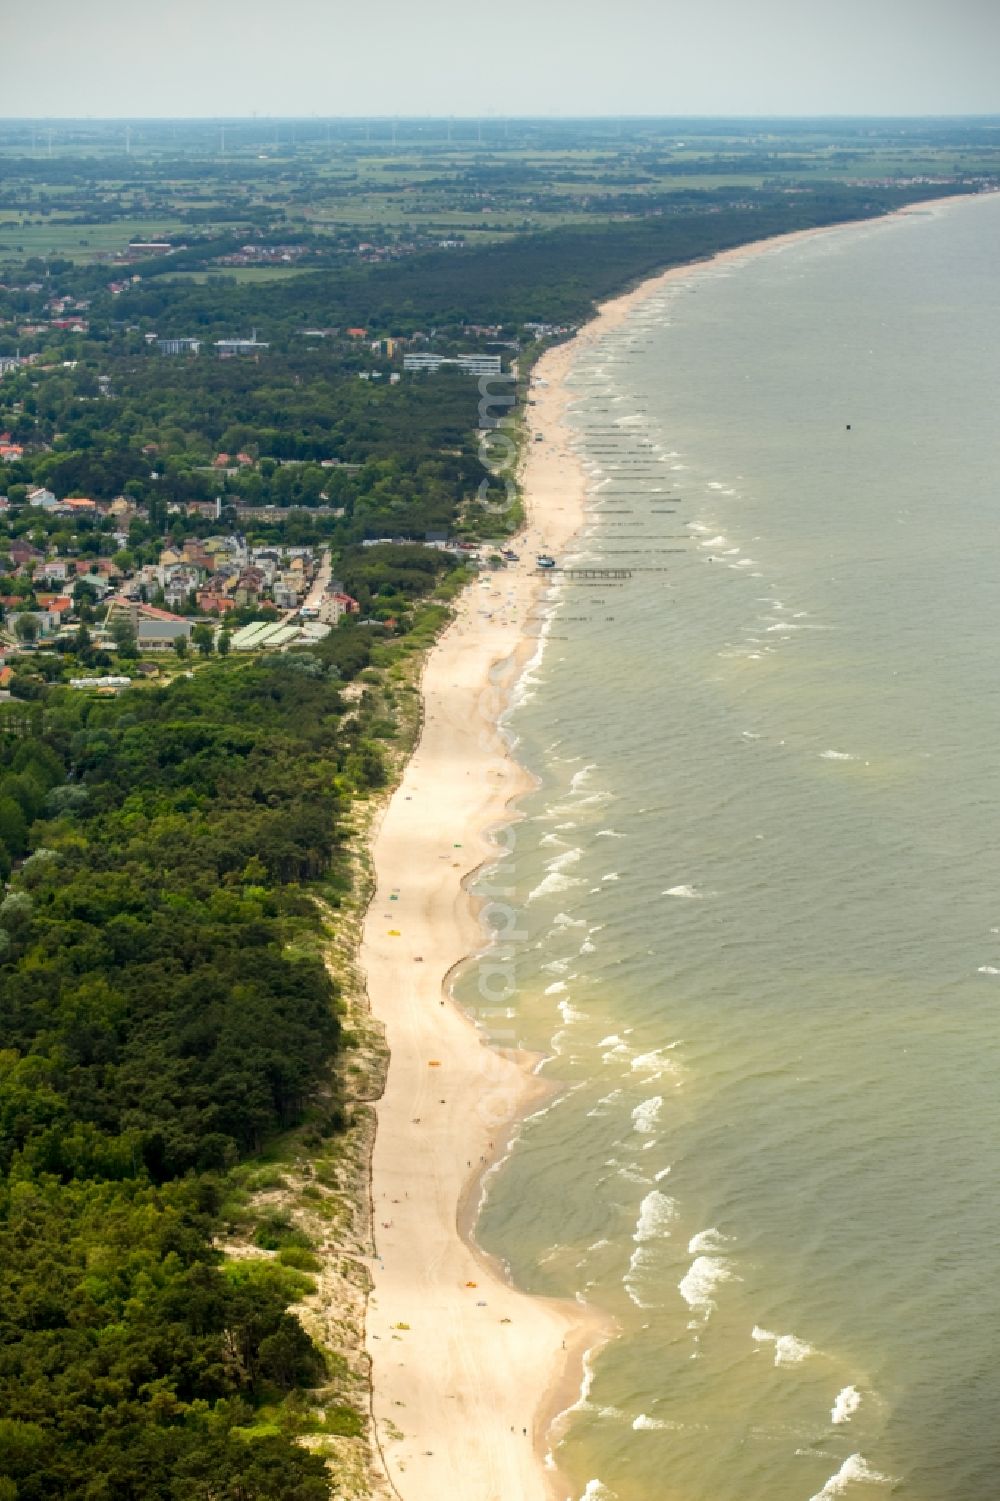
0, 117, 996, 275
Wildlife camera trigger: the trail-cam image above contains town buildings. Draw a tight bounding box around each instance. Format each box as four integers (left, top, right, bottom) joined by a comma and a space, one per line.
403, 353, 502, 375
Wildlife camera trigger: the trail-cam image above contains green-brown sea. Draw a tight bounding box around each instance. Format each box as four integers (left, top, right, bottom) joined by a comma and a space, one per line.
456, 193, 1000, 1501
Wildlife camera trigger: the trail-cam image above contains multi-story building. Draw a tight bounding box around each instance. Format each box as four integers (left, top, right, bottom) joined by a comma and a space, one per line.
403, 353, 502, 376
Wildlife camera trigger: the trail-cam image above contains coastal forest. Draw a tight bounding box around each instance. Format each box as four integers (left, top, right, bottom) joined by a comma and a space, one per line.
1, 116, 998, 1498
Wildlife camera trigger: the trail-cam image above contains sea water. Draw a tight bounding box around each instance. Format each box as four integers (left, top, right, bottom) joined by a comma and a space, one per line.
456, 193, 1000, 1501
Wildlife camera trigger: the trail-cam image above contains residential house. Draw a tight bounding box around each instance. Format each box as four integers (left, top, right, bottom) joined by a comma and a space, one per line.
9, 541, 44, 572
182, 500, 223, 520
272, 580, 301, 611
180, 541, 215, 571
26, 487, 58, 510
163, 569, 202, 609
17, 608, 63, 638
250, 551, 280, 586
233, 566, 266, 608
195, 590, 232, 616
58, 497, 98, 518
318, 592, 360, 626
34, 595, 73, 622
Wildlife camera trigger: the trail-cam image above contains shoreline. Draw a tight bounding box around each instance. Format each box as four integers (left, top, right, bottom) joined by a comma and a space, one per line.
359, 294, 609, 1498
358, 190, 976, 1501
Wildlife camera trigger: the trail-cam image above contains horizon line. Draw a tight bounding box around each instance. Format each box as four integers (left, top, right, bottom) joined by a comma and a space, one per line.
1, 112, 999, 124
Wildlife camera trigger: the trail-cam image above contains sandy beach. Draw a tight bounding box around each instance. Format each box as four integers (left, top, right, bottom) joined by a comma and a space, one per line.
359, 313, 604, 1501
358, 199, 969, 1501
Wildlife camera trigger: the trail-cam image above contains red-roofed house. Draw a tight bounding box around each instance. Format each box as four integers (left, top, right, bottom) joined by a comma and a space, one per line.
318, 592, 360, 626
34, 595, 73, 618
196, 591, 232, 615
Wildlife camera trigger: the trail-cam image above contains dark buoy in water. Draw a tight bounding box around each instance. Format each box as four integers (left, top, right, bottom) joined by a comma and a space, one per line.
846, 423, 852, 430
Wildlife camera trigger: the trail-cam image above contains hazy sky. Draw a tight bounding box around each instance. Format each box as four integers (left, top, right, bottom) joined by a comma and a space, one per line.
4, 0, 1000, 118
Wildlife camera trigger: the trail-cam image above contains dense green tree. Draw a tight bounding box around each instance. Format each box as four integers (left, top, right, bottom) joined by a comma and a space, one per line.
0, 797, 28, 857
191, 623, 215, 656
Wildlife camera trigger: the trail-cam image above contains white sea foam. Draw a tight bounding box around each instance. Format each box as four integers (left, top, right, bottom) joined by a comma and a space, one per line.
548, 846, 582, 872
807, 1454, 894, 1500
752, 1326, 814, 1365
821, 750, 856, 761
528, 870, 584, 903
578, 1481, 615, 1500
580, 939, 597, 954
601, 1032, 632, 1063
687, 1227, 730, 1256
554, 912, 587, 928
544, 981, 568, 996
831, 1386, 863, 1425
635, 1189, 679, 1242
978, 965, 1000, 975
596, 828, 625, 838
632, 1096, 663, 1134
632, 1413, 670, 1430
663, 884, 704, 899
631, 1048, 682, 1080
679, 1255, 736, 1317
569, 763, 597, 793
559, 1000, 587, 1024
541, 958, 571, 975
564, 790, 613, 811
612, 1160, 651, 1186
623, 1245, 657, 1307
587, 1088, 623, 1117
774, 1344, 816, 1368
602, 871, 620, 882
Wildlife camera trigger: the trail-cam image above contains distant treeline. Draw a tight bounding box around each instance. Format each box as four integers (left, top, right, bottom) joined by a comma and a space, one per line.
135, 183, 975, 335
